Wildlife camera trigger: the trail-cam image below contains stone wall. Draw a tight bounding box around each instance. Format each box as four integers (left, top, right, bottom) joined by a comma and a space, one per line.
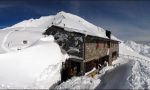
43, 26, 84, 58
85, 42, 109, 62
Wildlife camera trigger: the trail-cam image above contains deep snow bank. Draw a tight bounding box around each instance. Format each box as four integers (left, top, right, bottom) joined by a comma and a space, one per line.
55, 76, 100, 89
127, 59, 150, 89
0, 36, 65, 89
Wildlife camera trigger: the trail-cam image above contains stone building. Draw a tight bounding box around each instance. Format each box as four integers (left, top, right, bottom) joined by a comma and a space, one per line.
43, 25, 119, 81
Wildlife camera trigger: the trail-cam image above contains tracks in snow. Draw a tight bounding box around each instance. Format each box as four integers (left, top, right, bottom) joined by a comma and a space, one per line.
119, 54, 150, 89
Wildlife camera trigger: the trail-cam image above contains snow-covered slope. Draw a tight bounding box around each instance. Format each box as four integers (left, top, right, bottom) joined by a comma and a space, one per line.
0, 36, 67, 89
124, 40, 150, 58
119, 43, 149, 61
12, 16, 54, 28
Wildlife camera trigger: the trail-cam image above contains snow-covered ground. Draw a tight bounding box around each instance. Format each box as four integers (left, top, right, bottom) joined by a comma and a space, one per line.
0, 35, 67, 89
0, 11, 150, 89
55, 76, 100, 89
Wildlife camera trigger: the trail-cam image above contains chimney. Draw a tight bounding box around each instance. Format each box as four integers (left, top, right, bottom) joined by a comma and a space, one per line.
106, 30, 111, 39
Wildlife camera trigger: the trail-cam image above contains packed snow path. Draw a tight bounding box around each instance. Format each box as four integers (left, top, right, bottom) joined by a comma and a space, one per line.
95, 60, 133, 89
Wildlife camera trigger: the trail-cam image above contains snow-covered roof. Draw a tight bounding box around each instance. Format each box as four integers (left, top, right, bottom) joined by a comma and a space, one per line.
52, 12, 107, 38
52, 11, 120, 41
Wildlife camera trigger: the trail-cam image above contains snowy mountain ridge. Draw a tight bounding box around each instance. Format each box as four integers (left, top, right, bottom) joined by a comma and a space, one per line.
125, 40, 150, 58
4, 11, 103, 32
11, 11, 103, 31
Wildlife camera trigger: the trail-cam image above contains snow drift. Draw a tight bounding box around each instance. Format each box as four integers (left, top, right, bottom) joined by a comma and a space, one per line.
0, 36, 65, 89
55, 76, 100, 89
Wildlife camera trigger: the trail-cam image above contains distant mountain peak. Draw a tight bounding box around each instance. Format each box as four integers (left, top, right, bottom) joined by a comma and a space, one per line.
124, 40, 150, 58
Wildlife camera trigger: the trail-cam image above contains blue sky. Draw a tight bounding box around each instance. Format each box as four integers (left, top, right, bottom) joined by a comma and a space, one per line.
0, 0, 150, 41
